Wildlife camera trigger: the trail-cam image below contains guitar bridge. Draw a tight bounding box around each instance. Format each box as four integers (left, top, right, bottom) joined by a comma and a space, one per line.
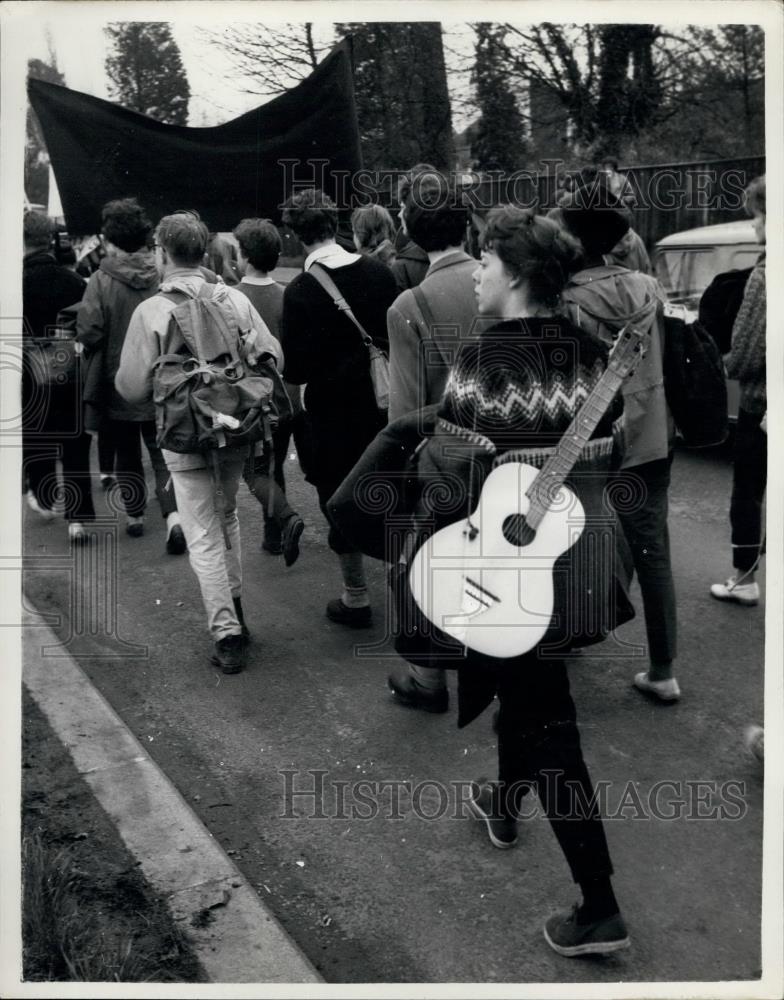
464, 577, 501, 607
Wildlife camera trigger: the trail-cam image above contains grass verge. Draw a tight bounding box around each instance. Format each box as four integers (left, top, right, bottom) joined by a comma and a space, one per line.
21, 687, 206, 983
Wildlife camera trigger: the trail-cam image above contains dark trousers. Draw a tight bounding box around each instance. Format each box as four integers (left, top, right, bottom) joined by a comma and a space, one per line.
24, 425, 95, 522
104, 418, 177, 519
97, 427, 116, 478
730, 408, 767, 572
243, 424, 297, 536
23, 380, 95, 522
613, 455, 677, 666
496, 656, 614, 884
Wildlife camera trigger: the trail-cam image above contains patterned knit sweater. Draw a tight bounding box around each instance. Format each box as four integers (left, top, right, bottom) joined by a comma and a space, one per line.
727, 256, 766, 415
439, 317, 619, 452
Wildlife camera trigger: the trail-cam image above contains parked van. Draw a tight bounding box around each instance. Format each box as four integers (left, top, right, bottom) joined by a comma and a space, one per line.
654, 219, 759, 309
653, 219, 761, 420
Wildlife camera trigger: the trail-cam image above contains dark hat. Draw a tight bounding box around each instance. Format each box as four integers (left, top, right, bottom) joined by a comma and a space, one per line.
557, 178, 630, 256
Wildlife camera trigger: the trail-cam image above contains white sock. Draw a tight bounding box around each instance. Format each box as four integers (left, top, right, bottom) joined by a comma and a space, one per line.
341, 585, 369, 609
166, 512, 181, 532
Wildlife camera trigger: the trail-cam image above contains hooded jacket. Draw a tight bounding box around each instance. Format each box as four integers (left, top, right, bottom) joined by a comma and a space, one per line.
115, 269, 282, 472
23, 249, 85, 338
604, 228, 651, 275
561, 263, 674, 469
77, 250, 160, 421
391, 239, 429, 294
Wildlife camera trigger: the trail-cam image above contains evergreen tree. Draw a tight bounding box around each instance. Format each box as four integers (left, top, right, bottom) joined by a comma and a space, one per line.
104, 22, 190, 124
26, 52, 65, 205
471, 24, 526, 172
336, 23, 455, 170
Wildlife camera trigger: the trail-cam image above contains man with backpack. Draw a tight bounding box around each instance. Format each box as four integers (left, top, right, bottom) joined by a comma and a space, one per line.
115, 213, 282, 674
551, 179, 681, 704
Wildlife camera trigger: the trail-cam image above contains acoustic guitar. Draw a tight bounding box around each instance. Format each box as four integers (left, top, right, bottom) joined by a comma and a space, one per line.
408, 325, 646, 658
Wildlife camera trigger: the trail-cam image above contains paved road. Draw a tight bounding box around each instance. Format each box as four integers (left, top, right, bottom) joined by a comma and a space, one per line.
22, 440, 765, 984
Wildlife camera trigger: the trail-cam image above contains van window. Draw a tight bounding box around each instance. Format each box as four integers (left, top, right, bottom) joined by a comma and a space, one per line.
655, 250, 715, 307
655, 246, 761, 308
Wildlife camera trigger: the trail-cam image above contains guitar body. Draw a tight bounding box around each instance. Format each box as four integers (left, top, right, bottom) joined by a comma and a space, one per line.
409, 462, 585, 659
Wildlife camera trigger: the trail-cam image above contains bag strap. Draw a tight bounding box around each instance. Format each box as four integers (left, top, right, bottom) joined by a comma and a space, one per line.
412, 283, 451, 369
309, 263, 374, 346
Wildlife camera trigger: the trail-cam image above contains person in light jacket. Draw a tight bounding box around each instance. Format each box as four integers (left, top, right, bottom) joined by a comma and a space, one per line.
115, 213, 282, 675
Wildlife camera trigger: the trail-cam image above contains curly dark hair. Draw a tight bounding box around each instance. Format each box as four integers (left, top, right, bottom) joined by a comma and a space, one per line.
281, 189, 338, 245
398, 165, 467, 252
483, 206, 582, 309
233, 218, 282, 272
101, 198, 153, 253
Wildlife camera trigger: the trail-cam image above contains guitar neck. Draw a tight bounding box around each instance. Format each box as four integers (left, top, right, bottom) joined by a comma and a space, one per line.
525, 366, 626, 529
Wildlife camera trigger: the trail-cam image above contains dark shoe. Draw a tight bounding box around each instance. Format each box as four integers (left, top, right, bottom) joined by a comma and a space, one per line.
467, 780, 518, 848
543, 905, 630, 957
166, 523, 187, 555
387, 670, 449, 713
100, 475, 116, 492
233, 597, 251, 643
326, 598, 372, 629
126, 516, 145, 538
211, 633, 246, 675
281, 514, 304, 568
261, 521, 282, 555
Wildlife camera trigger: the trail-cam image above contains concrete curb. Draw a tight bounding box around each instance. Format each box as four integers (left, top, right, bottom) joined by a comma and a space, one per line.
22, 603, 323, 985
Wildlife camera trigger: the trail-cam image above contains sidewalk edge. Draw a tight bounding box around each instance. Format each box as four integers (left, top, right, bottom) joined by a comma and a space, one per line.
21, 600, 323, 985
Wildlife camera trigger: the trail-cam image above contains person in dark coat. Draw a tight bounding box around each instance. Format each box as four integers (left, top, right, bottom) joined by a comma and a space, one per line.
77, 199, 186, 554
390, 165, 433, 293
280, 189, 398, 627
22, 210, 95, 541
329, 207, 634, 958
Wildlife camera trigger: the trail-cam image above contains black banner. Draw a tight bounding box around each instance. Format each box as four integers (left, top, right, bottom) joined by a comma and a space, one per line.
28, 42, 362, 234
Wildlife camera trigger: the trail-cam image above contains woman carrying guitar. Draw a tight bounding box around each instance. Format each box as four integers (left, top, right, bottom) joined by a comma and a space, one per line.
329, 206, 637, 957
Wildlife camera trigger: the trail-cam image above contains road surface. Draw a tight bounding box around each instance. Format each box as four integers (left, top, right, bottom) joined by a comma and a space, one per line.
21, 440, 766, 984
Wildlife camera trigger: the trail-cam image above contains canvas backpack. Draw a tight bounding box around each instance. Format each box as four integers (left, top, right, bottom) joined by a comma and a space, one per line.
661, 304, 729, 448
152, 284, 291, 543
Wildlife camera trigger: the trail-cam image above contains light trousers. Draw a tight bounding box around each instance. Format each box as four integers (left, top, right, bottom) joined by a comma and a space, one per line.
170, 457, 244, 641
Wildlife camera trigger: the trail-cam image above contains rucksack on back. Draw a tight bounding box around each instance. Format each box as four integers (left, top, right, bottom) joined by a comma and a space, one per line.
698, 266, 753, 355
661, 304, 728, 448
152, 284, 291, 455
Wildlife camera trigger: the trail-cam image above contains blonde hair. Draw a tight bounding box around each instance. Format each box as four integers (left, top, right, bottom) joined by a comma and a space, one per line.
351, 205, 396, 253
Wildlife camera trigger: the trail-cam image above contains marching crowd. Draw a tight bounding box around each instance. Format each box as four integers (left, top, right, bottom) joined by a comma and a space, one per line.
21, 164, 766, 958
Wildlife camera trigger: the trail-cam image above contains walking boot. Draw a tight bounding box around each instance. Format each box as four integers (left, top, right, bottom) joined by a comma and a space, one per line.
211, 633, 246, 674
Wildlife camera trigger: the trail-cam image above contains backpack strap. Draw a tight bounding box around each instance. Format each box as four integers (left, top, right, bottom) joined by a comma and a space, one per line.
309, 263, 374, 346
163, 283, 242, 368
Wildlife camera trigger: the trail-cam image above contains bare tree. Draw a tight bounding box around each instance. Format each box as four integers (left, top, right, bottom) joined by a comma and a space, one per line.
497, 21, 763, 162
198, 23, 334, 95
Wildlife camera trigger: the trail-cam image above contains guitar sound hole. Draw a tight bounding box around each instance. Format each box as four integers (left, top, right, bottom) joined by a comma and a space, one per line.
502, 513, 537, 547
